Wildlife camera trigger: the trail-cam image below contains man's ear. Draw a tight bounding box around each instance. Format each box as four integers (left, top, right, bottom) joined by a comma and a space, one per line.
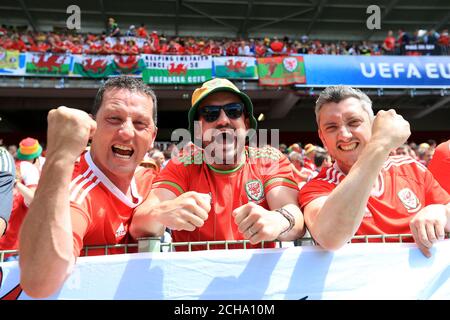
318, 127, 325, 146
245, 117, 250, 130
149, 127, 158, 149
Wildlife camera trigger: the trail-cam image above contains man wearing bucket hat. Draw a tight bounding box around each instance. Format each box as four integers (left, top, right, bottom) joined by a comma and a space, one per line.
15, 138, 43, 192
19, 76, 158, 298
132, 78, 305, 250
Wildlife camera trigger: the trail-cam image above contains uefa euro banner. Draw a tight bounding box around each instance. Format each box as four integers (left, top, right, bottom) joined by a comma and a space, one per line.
213, 57, 258, 79
1, 241, 449, 300
297, 55, 450, 88
0, 50, 25, 75
142, 54, 213, 84
25, 52, 72, 76
257, 56, 306, 86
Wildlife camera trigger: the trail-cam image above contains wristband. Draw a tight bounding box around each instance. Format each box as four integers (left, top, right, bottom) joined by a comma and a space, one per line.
275, 207, 295, 236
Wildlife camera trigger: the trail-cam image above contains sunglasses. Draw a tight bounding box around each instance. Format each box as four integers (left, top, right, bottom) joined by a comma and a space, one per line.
198, 103, 245, 123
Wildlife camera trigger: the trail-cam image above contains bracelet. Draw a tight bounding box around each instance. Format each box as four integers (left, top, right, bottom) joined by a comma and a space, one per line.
275, 207, 296, 237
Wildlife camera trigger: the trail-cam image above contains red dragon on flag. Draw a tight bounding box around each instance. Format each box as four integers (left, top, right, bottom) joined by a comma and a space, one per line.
225, 59, 247, 73
168, 63, 187, 75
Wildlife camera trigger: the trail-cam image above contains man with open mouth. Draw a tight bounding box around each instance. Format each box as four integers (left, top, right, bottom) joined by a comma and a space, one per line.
19, 76, 158, 298
132, 78, 305, 250
299, 85, 450, 258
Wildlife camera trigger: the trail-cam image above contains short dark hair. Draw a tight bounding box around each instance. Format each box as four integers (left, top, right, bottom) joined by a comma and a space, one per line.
92, 76, 157, 125
314, 147, 329, 167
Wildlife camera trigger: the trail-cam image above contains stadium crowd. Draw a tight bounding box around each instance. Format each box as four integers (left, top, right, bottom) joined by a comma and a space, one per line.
0, 19, 448, 56
0, 76, 449, 299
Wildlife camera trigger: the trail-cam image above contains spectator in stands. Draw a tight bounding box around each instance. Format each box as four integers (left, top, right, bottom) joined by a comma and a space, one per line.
19, 76, 158, 298
254, 39, 267, 57
0, 146, 15, 237
424, 29, 439, 45
298, 85, 450, 258
395, 144, 410, 156
289, 151, 314, 186
137, 23, 148, 38
313, 147, 332, 174
303, 144, 316, 171
358, 41, 371, 56
417, 142, 431, 166
438, 29, 449, 55
131, 78, 305, 249
237, 40, 252, 56
225, 40, 238, 56
269, 37, 285, 55
125, 25, 137, 37
428, 139, 450, 193
150, 150, 165, 170
7, 144, 17, 159
382, 30, 396, 55
138, 154, 159, 172
106, 17, 121, 37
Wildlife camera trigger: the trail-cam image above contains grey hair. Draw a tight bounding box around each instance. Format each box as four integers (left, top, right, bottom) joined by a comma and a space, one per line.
92, 76, 157, 126
315, 85, 374, 125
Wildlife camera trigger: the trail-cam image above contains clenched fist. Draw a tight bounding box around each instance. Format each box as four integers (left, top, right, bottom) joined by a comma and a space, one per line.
46, 107, 97, 162
371, 109, 410, 151
155, 191, 211, 232
232, 202, 289, 244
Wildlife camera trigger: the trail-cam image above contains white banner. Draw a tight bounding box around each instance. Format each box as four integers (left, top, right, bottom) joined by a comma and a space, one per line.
1, 241, 449, 300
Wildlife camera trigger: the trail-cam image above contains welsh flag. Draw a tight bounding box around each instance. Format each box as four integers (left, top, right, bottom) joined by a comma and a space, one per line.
113, 55, 146, 75
26, 52, 71, 75
213, 57, 258, 79
257, 56, 306, 86
72, 55, 116, 78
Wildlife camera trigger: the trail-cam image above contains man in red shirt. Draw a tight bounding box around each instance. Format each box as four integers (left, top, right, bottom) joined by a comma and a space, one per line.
132, 78, 305, 250
19, 76, 158, 298
428, 140, 450, 193
382, 30, 396, 54
298, 86, 450, 258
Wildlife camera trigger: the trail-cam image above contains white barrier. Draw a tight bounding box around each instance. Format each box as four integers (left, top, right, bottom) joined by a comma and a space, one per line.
1, 240, 449, 300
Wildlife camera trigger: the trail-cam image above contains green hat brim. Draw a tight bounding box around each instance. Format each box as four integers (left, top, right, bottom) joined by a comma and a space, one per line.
188, 86, 258, 142
17, 145, 42, 161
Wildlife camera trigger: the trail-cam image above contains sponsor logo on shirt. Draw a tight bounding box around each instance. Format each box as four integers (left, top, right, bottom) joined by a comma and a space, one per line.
115, 223, 126, 238
245, 180, 264, 202
397, 188, 421, 213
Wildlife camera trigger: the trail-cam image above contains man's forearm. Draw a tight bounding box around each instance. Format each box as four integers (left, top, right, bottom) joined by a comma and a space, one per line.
313, 142, 390, 249
19, 156, 76, 298
130, 200, 165, 239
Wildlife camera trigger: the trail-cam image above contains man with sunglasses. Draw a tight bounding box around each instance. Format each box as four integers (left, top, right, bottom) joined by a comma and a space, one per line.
132, 78, 305, 250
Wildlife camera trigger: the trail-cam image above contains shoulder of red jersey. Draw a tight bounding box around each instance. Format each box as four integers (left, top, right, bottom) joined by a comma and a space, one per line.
247, 145, 285, 161
169, 143, 204, 167
311, 164, 346, 185
383, 155, 427, 173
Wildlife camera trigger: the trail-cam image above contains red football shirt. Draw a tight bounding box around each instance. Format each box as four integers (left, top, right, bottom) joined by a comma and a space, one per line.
0, 193, 27, 251
69, 152, 156, 257
153, 146, 298, 250
299, 156, 450, 238
428, 140, 450, 193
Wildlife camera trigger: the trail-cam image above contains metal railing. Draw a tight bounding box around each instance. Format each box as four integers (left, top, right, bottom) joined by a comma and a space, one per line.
3, 233, 443, 263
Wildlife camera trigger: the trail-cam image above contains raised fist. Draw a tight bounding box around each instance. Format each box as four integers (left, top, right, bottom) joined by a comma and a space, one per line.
371, 109, 410, 151
46, 106, 97, 162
